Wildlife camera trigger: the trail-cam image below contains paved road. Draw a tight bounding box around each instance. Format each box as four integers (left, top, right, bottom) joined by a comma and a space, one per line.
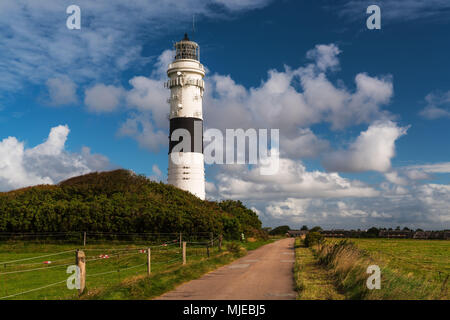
157, 238, 296, 300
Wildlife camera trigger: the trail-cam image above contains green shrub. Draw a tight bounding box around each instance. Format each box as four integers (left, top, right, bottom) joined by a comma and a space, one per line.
226, 242, 241, 255
0, 170, 264, 240
304, 231, 324, 247
269, 225, 290, 235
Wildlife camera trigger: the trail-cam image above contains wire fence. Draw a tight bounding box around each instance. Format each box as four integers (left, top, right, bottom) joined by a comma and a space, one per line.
0, 231, 215, 246
0, 233, 223, 300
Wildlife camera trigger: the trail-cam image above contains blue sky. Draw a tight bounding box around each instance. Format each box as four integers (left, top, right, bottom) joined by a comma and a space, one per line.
0, 0, 449, 229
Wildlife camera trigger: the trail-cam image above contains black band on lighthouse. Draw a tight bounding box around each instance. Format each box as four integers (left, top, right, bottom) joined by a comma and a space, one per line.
169, 117, 203, 154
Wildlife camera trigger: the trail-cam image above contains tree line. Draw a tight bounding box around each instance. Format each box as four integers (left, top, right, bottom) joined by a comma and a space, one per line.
0, 170, 264, 240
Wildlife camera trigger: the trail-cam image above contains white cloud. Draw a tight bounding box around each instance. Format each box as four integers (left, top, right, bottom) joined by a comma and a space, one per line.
0, 125, 113, 191
84, 84, 124, 113
337, 0, 450, 23
149, 164, 163, 182
211, 157, 379, 201
408, 162, 450, 173
250, 181, 450, 229
105, 44, 394, 157
385, 170, 409, 185
322, 120, 408, 172
382, 162, 450, 186
204, 43, 394, 135
126, 76, 168, 127
45, 76, 77, 106
306, 44, 341, 71
152, 164, 162, 177
404, 169, 432, 181
419, 91, 450, 119
0, 0, 272, 92
282, 128, 330, 159
117, 114, 167, 152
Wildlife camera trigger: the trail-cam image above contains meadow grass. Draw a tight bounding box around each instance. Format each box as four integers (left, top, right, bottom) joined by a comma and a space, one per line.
347, 238, 449, 282
0, 239, 272, 300
294, 238, 344, 300
314, 238, 449, 300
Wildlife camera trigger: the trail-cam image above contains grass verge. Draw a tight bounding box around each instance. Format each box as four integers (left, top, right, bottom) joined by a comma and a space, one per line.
294, 238, 344, 300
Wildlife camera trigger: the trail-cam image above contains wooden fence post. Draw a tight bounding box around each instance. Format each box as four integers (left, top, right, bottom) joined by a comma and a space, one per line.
147, 248, 151, 276
182, 241, 186, 265
206, 245, 210, 258
76, 250, 86, 295
179, 232, 182, 248
218, 235, 223, 252
83, 232, 86, 247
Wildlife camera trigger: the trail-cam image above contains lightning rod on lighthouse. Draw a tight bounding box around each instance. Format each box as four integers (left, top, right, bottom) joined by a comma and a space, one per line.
165, 34, 205, 200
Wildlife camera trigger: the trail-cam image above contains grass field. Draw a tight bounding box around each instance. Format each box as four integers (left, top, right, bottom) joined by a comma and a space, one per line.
294, 238, 449, 300
348, 238, 450, 282
0, 239, 271, 300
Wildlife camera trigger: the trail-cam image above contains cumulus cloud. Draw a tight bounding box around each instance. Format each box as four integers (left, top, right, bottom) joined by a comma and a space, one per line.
322, 120, 408, 172
306, 44, 341, 71
84, 84, 124, 113
206, 155, 449, 229
45, 76, 78, 106
384, 170, 408, 185
0, 125, 114, 191
209, 157, 379, 201
419, 91, 450, 119
282, 128, 330, 159
204, 43, 393, 134
117, 114, 167, 152
0, 0, 272, 92
103, 44, 394, 157
126, 76, 168, 127
249, 181, 450, 229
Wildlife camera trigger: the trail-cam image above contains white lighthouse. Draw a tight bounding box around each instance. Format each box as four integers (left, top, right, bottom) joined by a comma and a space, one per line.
165, 34, 206, 200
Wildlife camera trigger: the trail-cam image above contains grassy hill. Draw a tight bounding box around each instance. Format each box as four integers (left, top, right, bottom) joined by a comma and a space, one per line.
0, 169, 263, 239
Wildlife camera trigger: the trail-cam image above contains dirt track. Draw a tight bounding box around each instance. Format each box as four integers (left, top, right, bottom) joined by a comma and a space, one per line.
157, 238, 296, 300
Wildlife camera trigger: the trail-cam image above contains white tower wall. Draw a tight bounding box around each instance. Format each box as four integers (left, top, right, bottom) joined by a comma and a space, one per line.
165, 35, 205, 200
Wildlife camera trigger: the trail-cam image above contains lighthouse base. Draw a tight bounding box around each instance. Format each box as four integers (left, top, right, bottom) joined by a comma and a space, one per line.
168, 152, 205, 200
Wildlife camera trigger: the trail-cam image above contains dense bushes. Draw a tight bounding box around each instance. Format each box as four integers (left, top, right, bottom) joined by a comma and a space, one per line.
304, 231, 324, 247
217, 200, 263, 239
269, 225, 290, 235
0, 170, 263, 240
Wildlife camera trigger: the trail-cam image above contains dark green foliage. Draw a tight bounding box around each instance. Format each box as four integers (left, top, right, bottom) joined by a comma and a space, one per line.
269, 225, 290, 235
0, 170, 263, 239
217, 200, 262, 239
366, 227, 379, 238
300, 225, 308, 231
304, 232, 324, 247
309, 226, 322, 232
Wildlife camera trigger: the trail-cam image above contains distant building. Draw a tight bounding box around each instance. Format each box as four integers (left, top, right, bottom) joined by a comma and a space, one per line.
378, 230, 413, 238
287, 230, 308, 238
